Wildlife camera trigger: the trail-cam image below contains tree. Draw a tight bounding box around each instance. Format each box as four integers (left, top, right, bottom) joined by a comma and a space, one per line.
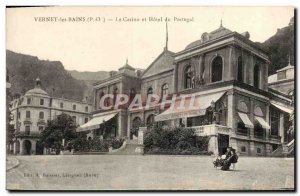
39, 113, 77, 153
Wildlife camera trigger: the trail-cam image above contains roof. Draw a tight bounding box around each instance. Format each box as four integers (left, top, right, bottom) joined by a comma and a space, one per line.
25, 78, 49, 96
185, 25, 233, 50
141, 49, 175, 78
277, 64, 294, 72
268, 73, 277, 83
118, 63, 135, 71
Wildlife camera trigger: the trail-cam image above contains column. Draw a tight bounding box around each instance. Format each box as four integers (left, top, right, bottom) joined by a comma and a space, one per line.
265, 103, 270, 140
13, 141, 17, 155
208, 135, 218, 155
20, 140, 24, 155
198, 55, 203, 76
250, 141, 255, 156
31, 140, 37, 155
227, 90, 236, 136
228, 45, 236, 80
279, 113, 285, 143
127, 113, 131, 140
249, 98, 254, 139
248, 54, 254, 86
173, 63, 178, 93
117, 111, 122, 137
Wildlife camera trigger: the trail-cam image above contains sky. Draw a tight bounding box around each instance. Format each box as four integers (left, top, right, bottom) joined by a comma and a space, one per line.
6, 6, 294, 72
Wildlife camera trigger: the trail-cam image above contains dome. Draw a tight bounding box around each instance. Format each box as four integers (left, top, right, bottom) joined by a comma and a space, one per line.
25, 78, 49, 96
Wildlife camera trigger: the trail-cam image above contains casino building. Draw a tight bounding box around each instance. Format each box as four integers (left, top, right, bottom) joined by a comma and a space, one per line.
9, 78, 92, 155
78, 23, 294, 156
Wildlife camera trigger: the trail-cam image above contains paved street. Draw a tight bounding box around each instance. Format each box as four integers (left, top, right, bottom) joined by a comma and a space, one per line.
6, 155, 294, 190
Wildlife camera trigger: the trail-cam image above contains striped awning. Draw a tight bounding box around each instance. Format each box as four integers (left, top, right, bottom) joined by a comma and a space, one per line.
76, 112, 117, 132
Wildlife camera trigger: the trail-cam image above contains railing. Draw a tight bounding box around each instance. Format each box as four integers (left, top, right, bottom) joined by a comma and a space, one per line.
192, 124, 230, 136
23, 118, 32, 124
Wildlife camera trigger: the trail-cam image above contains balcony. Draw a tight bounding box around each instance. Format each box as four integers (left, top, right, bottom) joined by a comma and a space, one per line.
37, 119, 46, 125
23, 118, 32, 124
192, 124, 231, 136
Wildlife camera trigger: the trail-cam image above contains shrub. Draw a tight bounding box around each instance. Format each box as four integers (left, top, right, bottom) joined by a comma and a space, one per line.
144, 124, 210, 155
111, 138, 125, 149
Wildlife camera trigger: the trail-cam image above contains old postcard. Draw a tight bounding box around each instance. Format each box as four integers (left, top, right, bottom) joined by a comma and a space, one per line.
6, 6, 295, 191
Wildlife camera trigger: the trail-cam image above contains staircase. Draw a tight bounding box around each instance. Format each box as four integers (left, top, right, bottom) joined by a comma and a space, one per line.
111, 139, 143, 155
270, 139, 294, 157
271, 145, 283, 157
286, 139, 295, 157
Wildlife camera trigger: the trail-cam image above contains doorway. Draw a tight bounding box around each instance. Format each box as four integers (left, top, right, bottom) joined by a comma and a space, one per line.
218, 134, 229, 155
24, 140, 32, 155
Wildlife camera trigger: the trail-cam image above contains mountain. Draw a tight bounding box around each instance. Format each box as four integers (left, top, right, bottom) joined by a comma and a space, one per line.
68, 70, 109, 81
257, 16, 295, 75
6, 50, 89, 102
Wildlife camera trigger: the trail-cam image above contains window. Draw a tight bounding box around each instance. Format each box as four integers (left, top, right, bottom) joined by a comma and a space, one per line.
241, 146, 246, 152
73, 104, 76, 110
257, 148, 261, 154
254, 64, 260, 88
237, 120, 248, 136
40, 98, 44, 105
27, 98, 31, 105
113, 88, 118, 105
147, 87, 153, 97
38, 126, 44, 132
26, 111, 30, 118
39, 112, 44, 119
211, 56, 223, 82
60, 102, 63, 109
254, 122, 264, 138
270, 108, 280, 136
184, 65, 192, 89
237, 56, 244, 82
161, 83, 169, 97
84, 118, 89, 123
129, 88, 136, 103
25, 125, 30, 135
85, 106, 88, 112
72, 116, 76, 123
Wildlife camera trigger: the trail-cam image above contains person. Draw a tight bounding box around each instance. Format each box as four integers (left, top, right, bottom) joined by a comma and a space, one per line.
213, 147, 238, 171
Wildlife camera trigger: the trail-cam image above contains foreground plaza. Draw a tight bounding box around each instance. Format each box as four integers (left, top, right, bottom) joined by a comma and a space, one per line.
6, 155, 294, 190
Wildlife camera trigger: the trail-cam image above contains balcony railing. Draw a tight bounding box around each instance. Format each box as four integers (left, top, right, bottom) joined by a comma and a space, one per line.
23, 118, 32, 124
192, 124, 231, 136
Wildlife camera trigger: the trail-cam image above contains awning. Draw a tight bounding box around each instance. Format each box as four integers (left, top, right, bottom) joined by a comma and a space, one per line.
238, 112, 254, 128
154, 91, 226, 122
255, 116, 271, 130
76, 112, 118, 132
271, 101, 293, 114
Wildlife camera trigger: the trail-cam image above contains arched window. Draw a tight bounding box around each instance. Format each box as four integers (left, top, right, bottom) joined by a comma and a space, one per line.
184, 65, 192, 89
39, 112, 44, 119
129, 88, 136, 103
113, 87, 118, 105
146, 114, 154, 126
254, 64, 260, 88
211, 56, 223, 82
161, 83, 169, 96
147, 87, 153, 97
132, 117, 142, 128
237, 56, 244, 82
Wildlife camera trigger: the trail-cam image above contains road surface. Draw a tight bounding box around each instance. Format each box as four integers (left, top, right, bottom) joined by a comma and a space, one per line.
6, 155, 294, 190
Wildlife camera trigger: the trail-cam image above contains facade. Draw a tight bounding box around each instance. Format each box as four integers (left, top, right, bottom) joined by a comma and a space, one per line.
9, 78, 92, 155
78, 23, 294, 156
